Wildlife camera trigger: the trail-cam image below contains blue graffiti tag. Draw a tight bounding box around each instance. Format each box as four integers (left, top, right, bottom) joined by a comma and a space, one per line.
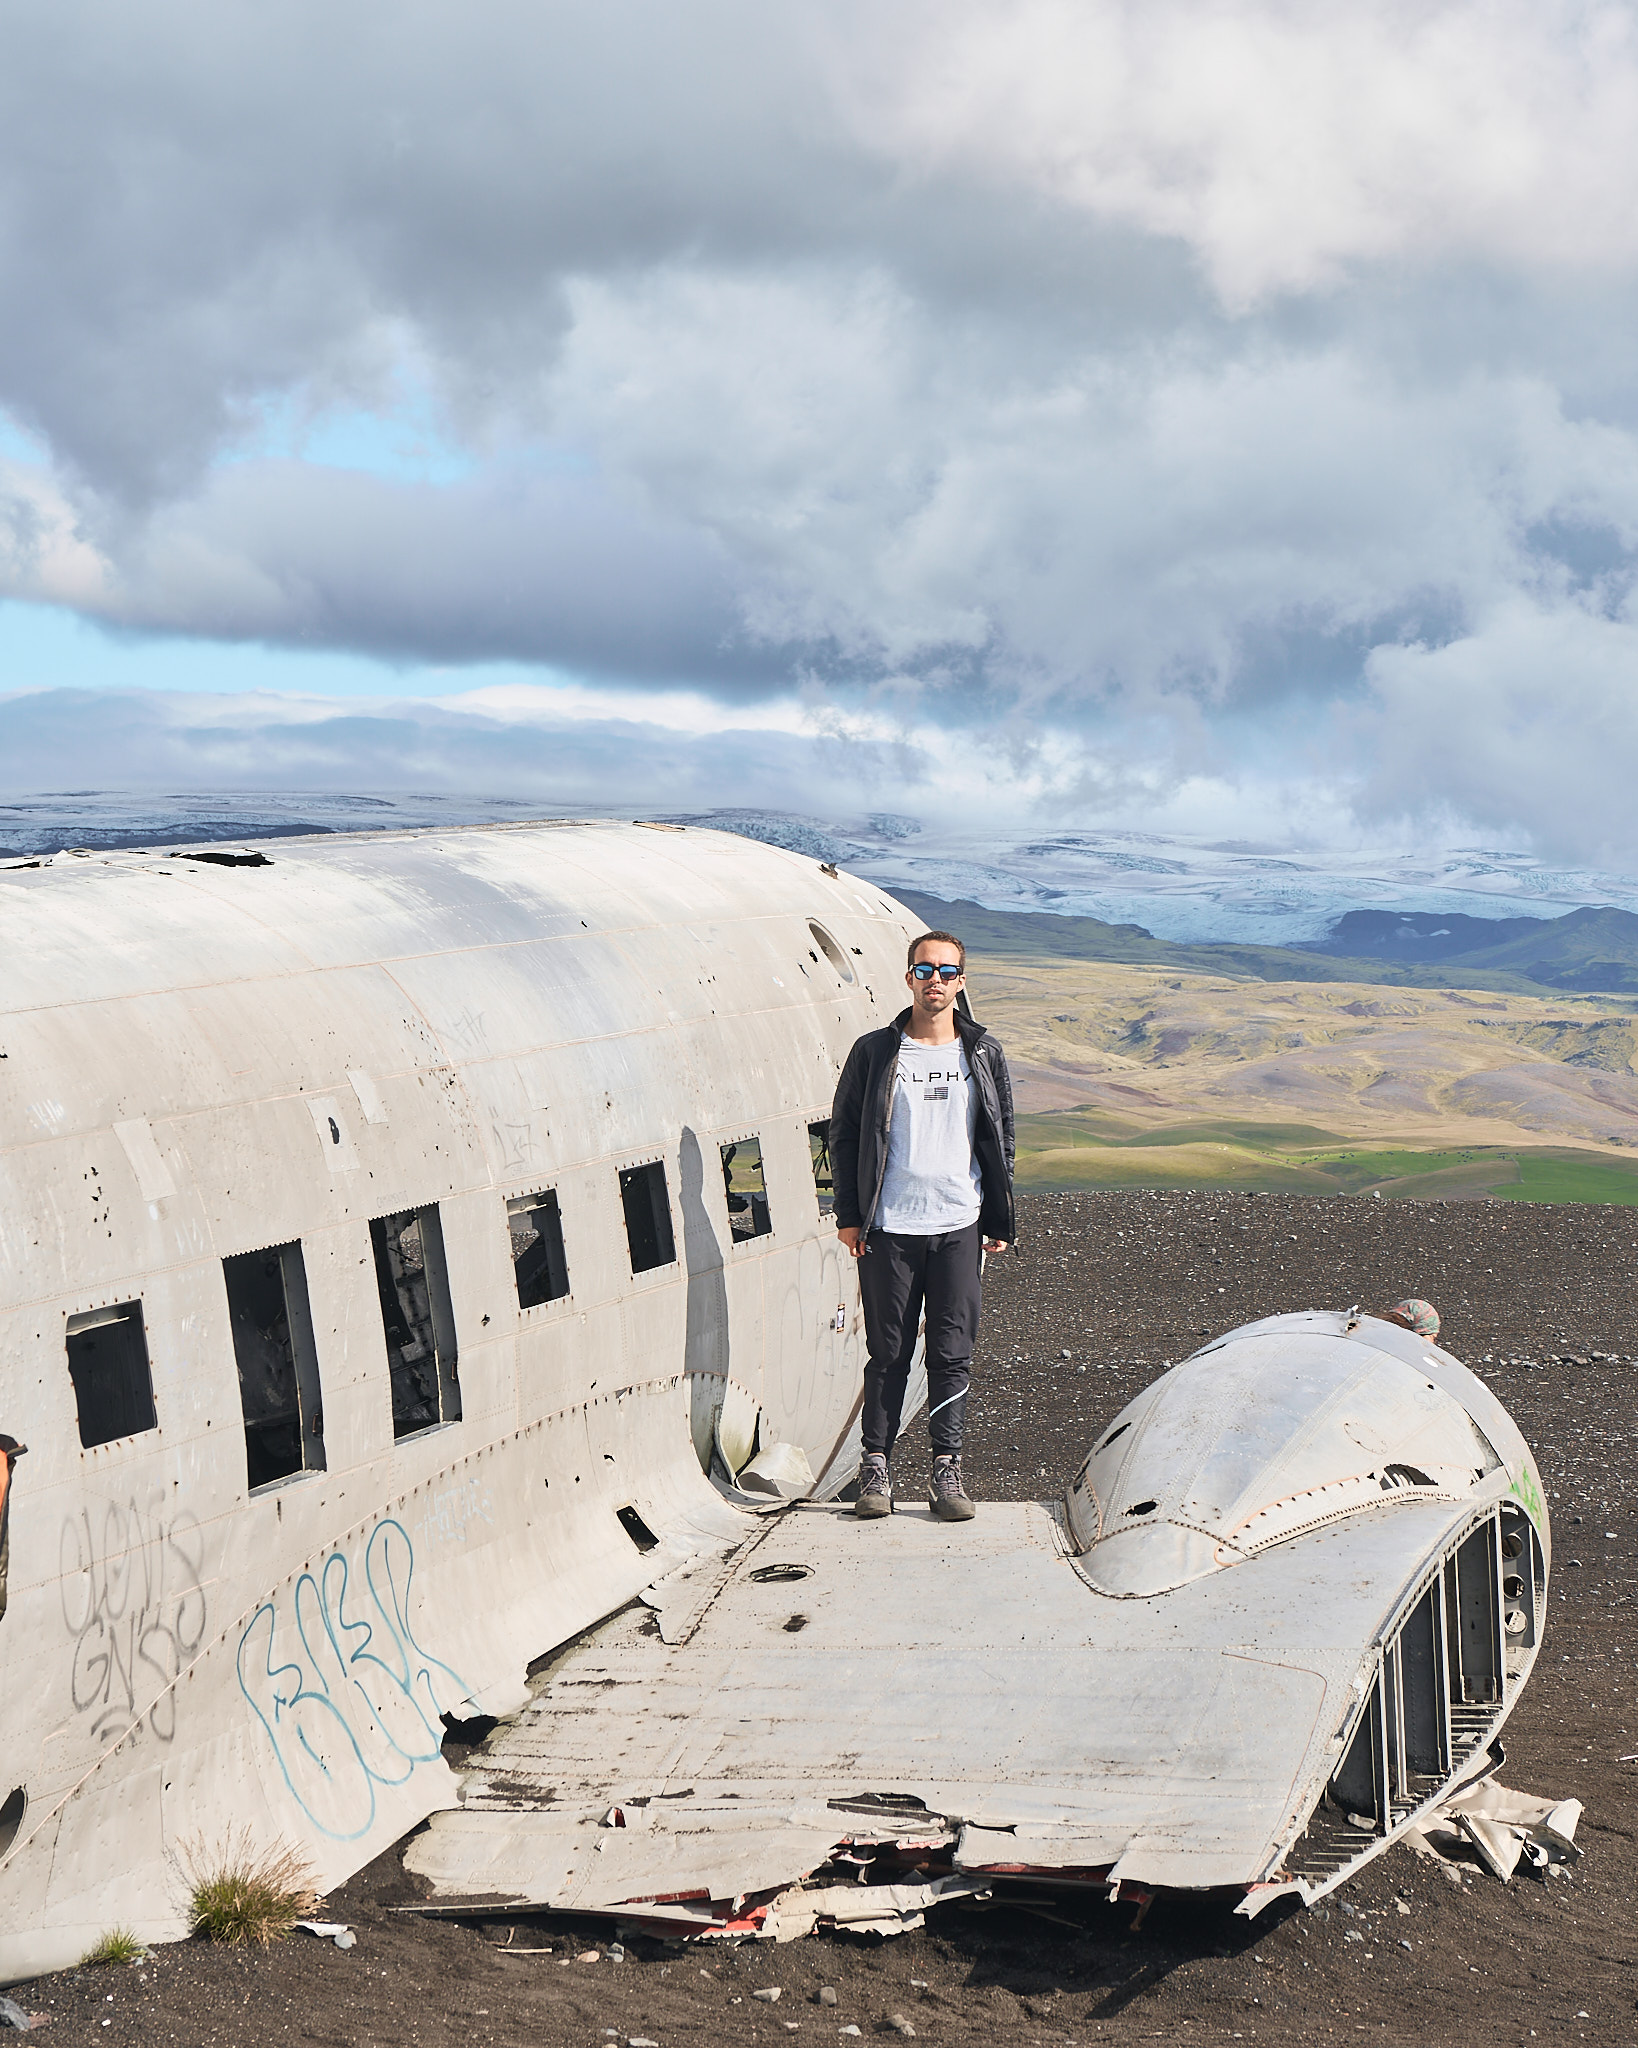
237, 1517, 473, 1840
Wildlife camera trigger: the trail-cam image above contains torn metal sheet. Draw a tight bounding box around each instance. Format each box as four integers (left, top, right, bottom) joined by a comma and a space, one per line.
756, 1875, 990, 1941
737, 1441, 817, 1498
1403, 1777, 1582, 1881
410, 1309, 1552, 1927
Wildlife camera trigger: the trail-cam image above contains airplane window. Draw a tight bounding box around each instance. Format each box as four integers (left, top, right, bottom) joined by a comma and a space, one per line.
370, 1206, 462, 1438
808, 921, 855, 983
224, 1243, 327, 1491
507, 1189, 570, 1308
65, 1302, 157, 1448
807, 1120, 835, 1216
619, 1161, 676, 1274
721, 1136, 773, 1242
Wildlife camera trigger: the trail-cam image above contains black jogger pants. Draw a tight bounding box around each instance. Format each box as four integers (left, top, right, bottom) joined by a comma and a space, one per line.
857, 1222, 983, 1459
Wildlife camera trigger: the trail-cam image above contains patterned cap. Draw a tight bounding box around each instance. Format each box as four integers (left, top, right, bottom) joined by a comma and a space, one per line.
1384, 1298, 1440, 1340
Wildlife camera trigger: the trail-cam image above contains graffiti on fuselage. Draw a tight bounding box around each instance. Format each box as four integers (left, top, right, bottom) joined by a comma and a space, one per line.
413, 1476, 493, 1551
237, 1516, 472, 1841
58, 1496, 208, 1745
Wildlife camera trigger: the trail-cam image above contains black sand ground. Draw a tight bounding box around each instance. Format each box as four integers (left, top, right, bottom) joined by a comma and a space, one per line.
14, 1192, 1637, 2046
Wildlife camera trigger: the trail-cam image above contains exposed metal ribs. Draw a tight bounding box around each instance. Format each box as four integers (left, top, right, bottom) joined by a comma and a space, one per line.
1284, 1500, 1545, 1890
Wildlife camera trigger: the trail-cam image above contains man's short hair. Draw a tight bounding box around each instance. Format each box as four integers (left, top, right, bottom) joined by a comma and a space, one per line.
908, 929, 966, 972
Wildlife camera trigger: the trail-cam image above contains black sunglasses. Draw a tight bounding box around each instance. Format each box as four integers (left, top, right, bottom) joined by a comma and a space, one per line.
911, 962, 963, 982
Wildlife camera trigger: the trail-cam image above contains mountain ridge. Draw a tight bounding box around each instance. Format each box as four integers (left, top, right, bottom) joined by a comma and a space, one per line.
893, 890, 1638, 997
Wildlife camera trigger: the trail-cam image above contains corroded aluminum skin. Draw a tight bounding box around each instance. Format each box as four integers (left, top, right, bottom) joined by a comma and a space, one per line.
0, 823, 916, 1982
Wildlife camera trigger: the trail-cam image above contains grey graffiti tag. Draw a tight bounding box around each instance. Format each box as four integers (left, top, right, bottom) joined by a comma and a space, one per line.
59, 1497, 207, 1745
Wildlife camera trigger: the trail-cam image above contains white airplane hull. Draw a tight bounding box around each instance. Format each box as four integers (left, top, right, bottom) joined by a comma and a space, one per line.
0, 822, 917, 1982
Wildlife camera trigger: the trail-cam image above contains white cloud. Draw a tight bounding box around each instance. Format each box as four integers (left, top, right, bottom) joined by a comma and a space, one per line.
1361, 598, 1638, 869
3, 3, 1638, 860
874, 1, 1638, 303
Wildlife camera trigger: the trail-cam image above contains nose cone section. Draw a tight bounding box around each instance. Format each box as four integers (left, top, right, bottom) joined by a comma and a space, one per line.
1065, 1311, 1530, 1597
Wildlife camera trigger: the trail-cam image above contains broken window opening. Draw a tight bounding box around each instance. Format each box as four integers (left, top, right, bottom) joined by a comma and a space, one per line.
66, 1302, 157, 1448
370, 1206, 462, 1439
224, 1243, 327, 1492
808, 1120, 835, 1217
720, 1136, 773, 1243
808, 921, 855, 983
617, 1505, 660, 1552
508, 1189, 570, 1309
619, 1161, 676, 1274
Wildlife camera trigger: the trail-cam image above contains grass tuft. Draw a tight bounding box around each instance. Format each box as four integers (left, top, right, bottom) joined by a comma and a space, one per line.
82, 1927, 146, 1966
182, 1830, 319, 1947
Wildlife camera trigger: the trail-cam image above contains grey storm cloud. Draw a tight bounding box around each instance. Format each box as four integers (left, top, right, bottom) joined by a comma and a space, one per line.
4, 2, 1638, 853
96, 463, 762, 683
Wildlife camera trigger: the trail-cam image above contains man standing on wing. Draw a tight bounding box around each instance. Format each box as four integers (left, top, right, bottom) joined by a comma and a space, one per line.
829, 929, 1015, 1522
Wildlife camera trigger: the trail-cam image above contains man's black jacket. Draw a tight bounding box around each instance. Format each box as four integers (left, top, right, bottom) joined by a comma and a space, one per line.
828, 1005, 1016, 1243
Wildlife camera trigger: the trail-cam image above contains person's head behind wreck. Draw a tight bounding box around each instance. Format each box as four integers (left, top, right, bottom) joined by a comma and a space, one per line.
1382, 1298, 1440, 1341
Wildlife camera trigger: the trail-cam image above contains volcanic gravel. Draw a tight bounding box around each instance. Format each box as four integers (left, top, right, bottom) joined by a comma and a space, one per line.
13, 1192, 1637, 2046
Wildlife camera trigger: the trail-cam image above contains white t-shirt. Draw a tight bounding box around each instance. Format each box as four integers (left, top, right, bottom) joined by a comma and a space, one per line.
874, 1034, 984, 1234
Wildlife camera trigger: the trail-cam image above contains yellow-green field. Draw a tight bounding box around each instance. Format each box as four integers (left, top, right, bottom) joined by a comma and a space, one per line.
1013, 1110, 1638, 1203
961, 944, 1638, 1204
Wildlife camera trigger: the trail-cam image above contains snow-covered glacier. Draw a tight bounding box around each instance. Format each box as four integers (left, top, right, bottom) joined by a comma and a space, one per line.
5, 790, 1635, 947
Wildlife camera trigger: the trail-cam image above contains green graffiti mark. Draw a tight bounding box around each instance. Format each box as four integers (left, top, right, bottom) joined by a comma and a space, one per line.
1509, 1464, 1545, 1524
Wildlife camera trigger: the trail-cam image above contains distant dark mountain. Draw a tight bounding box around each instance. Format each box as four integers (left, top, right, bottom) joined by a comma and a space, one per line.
1423, 905, 1638, 992
891, 890, 1638, 998
1309, 908, 1551, 961
1311, 905, 1638, 992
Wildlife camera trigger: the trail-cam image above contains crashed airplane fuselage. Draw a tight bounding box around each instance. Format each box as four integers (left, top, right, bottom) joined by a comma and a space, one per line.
0, 823, 1551, 1980
0, 822, 916, 1981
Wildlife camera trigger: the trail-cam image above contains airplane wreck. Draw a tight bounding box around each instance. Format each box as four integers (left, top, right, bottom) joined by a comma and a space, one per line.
0, 824, 1550, 1982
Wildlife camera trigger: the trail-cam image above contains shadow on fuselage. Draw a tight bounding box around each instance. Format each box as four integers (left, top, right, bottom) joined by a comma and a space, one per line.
679, 1129, 730, 1466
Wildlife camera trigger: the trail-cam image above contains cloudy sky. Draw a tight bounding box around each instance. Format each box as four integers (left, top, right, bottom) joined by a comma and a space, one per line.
3, 0, 1638, 860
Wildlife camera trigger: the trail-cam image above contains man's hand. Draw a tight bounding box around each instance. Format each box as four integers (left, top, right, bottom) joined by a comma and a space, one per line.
983, 1238, 1008, 1255
838, 1225, 867, 1259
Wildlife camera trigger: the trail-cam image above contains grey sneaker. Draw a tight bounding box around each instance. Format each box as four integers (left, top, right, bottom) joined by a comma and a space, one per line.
855, 1452, 892, 1518
929, 1454, 975, 1521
